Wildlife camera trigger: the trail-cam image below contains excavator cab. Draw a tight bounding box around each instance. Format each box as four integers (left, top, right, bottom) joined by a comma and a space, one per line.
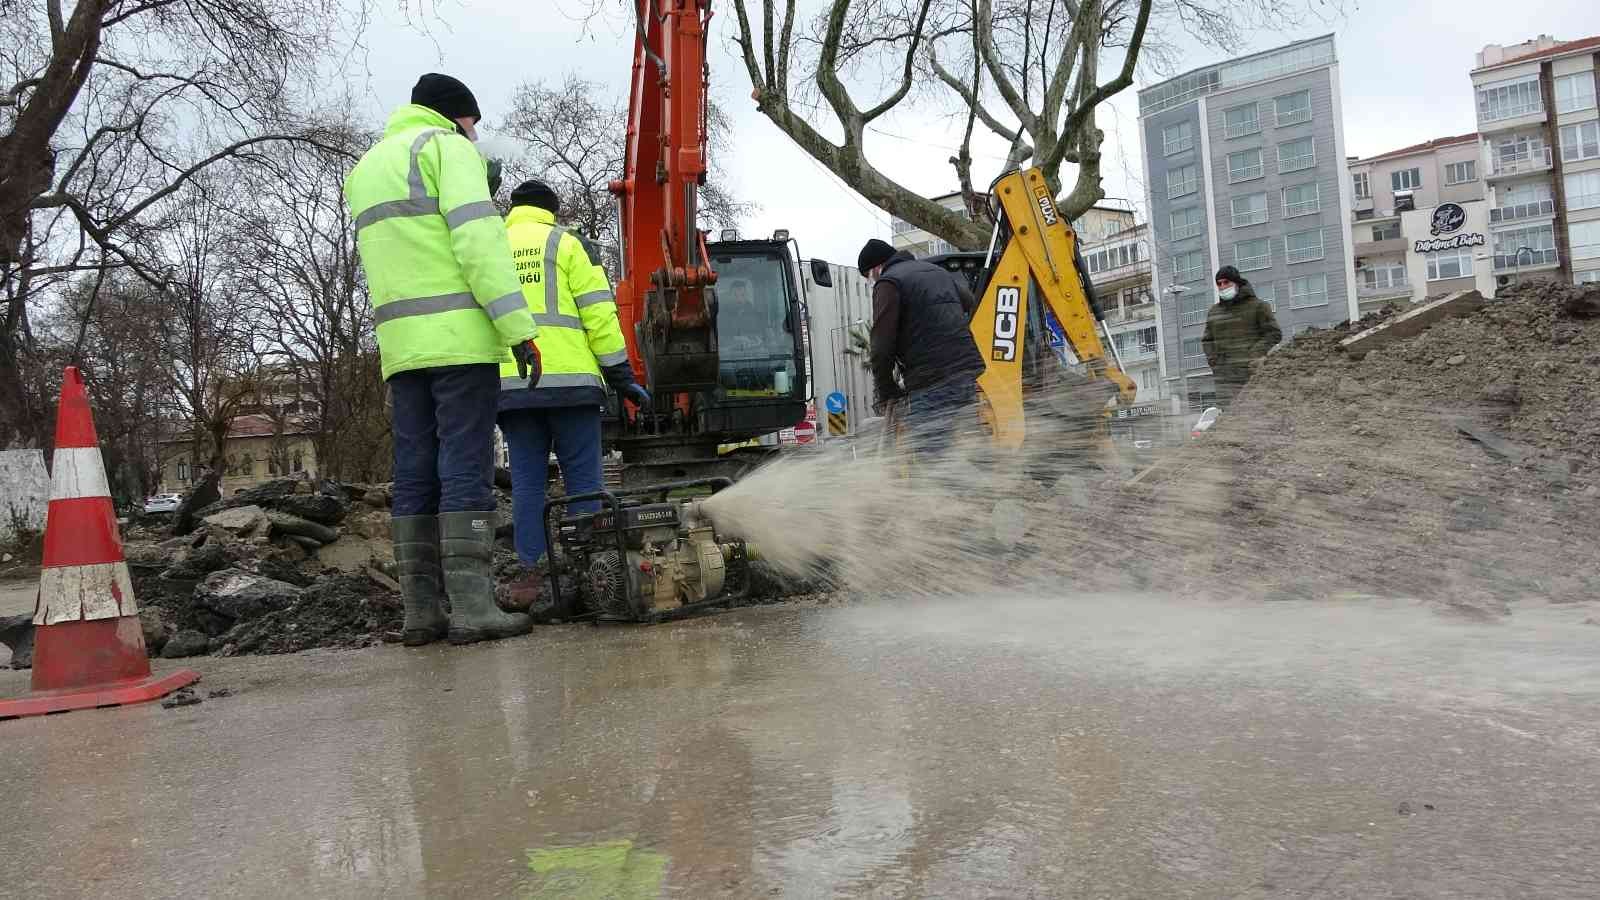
699, 239, 810, 439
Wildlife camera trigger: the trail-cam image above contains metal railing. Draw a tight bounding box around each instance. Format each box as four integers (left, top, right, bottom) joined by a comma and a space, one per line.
1286, 242, 1325, 264
1279, 152, 1316, 173
1492, 248, 1558, 271
1358, 281, 1409, 299
1276, 106, 1311, 127
1225, 119, 1261, 139
1228, 161, 1264, 183
1164, 134, 1194, 155
1236, 251, 1271, 271
1284, 196, 1320, 217
1172, 221, 1203, 240
1168, 177, 1198, 199
1491, 146, 1552, 177
1232, 209, 1268, 228
1489, 198, 1555, 224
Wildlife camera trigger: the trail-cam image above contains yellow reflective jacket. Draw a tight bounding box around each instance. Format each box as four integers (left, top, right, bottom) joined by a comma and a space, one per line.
345, 104, 535, 380
498, 206, 632, 409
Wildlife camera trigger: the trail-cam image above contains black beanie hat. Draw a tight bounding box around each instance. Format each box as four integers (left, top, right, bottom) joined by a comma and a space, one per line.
510, 180, 561, 215
411, 73, 481, 123
1214, 265, 1249, 286
858, 238, 896, 275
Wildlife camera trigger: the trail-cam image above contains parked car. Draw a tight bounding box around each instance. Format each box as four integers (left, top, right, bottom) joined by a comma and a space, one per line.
143, 493, 182, 515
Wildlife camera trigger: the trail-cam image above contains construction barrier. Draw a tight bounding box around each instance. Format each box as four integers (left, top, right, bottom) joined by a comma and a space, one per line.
0, 368, 199, 719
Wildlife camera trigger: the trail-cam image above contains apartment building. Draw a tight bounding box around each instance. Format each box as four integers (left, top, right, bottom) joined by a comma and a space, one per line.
1080, 224, 1165, 411
1138, 34, 1357, 411
1470, 34, 1600, 285
1347, 133, 1493, 312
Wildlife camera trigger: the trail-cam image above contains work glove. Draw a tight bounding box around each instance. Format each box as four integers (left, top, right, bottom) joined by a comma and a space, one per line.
623, 383, 652, 408
512, 340, 542, 391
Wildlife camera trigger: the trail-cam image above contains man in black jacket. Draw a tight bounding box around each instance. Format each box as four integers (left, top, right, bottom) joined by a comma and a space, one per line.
858, 238, 985, 459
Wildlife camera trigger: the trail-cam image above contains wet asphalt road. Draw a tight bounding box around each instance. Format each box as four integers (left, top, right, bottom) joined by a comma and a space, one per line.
2, 594, 1598, 899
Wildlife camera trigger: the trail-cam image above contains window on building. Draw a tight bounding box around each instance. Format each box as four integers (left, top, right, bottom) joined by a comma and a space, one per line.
1282, 182, 1320, 217
1476, 75, 1542, 123
1391, 167, 1422, 192
891, 218, 916, 235
1231, 192, 1268, 228
1181, 292, 1211, 325
1233, 237, 1271, 271
1560, 120, 1600, 163
1254, 281, 1278, 310
1170, 206, 1204, 240
1285, 228, 1325, 264
1182, 337, 1208, 370
1141, 368, 1159, 391
1352, 171, 1370, 200
1172, 249, 1206, 283
1426, 248, 1474, 280
1371, 220, 1401, 242
1566, 171, 1600, 212
1227, 147, 1264, 183
1492, 223, 1558, 269
240, 453, 254, 476
1360, 262, 1408, 290
1168, 165, 1198, 199
1570, 220, 1600, 262
1495, 134, 1550, 174
1502, 179, 1553, 208
1579, 269, 1600, 284
1136, 325, 1158, 352
1277, 137, 1315, 173
293, 449, 304, 473
1274, 89, 1312, 126
1444, 160, 1477, 185
177, 461, 190, 483
1555, 72, 1597, 114
1224, 102, 1260, 138
1289, 273, 1328, 308
1163, 120, 1194, 155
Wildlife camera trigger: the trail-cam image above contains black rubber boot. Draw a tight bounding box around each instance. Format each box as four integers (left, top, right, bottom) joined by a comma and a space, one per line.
439, 511, 533, 645
392, 514, 449, 647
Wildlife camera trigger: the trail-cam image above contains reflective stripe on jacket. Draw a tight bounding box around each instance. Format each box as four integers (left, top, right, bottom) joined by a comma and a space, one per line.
498, 206, 630, 409
344, 104, 536, 380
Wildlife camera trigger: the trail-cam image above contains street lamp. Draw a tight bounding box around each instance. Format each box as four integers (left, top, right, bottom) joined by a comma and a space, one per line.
1164, 284, 1190, 427
1511, 245, 1534, 284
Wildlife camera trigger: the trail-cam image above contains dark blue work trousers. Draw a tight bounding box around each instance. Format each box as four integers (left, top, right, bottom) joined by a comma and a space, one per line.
498, 405, 604, 565
388, 364, 499, 516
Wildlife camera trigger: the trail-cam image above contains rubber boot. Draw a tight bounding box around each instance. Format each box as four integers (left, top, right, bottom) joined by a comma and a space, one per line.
392, 515, 449, 647
439, 511, 533, 645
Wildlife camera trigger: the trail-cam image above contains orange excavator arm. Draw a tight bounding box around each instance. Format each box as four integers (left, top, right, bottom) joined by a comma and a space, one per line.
608, 0, 720, 398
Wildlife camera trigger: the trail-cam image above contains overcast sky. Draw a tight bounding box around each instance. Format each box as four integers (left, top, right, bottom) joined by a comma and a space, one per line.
341, 1, 1597, 265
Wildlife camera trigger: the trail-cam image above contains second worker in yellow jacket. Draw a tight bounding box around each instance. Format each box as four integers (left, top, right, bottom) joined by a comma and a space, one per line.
497, 180, 651, 611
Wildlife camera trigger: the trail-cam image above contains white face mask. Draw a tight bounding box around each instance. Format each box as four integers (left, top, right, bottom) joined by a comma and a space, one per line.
1218, 285, 1238, 301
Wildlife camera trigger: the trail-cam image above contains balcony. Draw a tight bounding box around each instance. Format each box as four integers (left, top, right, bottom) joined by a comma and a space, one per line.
1489, 198, 1556, 225
1104, 302, 1158, 325
1353, 237, 1406, 257
1488, 147, 1552, 180
1358, 281, 1410, 300
1492, 247, 1559, 273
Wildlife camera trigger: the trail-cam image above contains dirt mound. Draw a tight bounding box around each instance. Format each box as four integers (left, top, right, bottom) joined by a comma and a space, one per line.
1084, 281, 1600, 610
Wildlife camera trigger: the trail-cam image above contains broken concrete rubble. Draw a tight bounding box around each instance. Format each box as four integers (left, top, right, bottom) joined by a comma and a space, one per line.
203, 505, 269, 536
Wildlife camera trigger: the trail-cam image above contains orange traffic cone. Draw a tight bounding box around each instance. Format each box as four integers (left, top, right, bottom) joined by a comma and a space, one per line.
0, 368, 199, 719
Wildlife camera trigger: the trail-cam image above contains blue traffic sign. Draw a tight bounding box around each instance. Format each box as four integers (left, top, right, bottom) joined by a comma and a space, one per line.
825, 391, 847, 414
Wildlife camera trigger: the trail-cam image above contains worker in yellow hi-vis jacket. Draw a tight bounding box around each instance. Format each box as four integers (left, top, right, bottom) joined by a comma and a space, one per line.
344, 73, 539, 647
495, 180, 651, 613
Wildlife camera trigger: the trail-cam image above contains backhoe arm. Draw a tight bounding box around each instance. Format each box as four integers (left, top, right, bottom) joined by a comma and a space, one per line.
970, 168, 1138, 449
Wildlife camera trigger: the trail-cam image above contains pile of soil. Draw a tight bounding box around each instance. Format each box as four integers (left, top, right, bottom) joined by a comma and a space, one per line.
1052, 281, 1600, 611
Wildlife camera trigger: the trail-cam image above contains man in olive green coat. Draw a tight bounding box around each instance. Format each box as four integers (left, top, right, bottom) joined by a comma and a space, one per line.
1201, 265, 1282, 408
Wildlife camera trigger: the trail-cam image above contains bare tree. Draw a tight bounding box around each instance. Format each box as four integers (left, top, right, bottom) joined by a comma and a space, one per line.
227, 126, 392, 481
729, 0, 1322, 250
500, 72, 754, 253
0, 0, 368, 447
